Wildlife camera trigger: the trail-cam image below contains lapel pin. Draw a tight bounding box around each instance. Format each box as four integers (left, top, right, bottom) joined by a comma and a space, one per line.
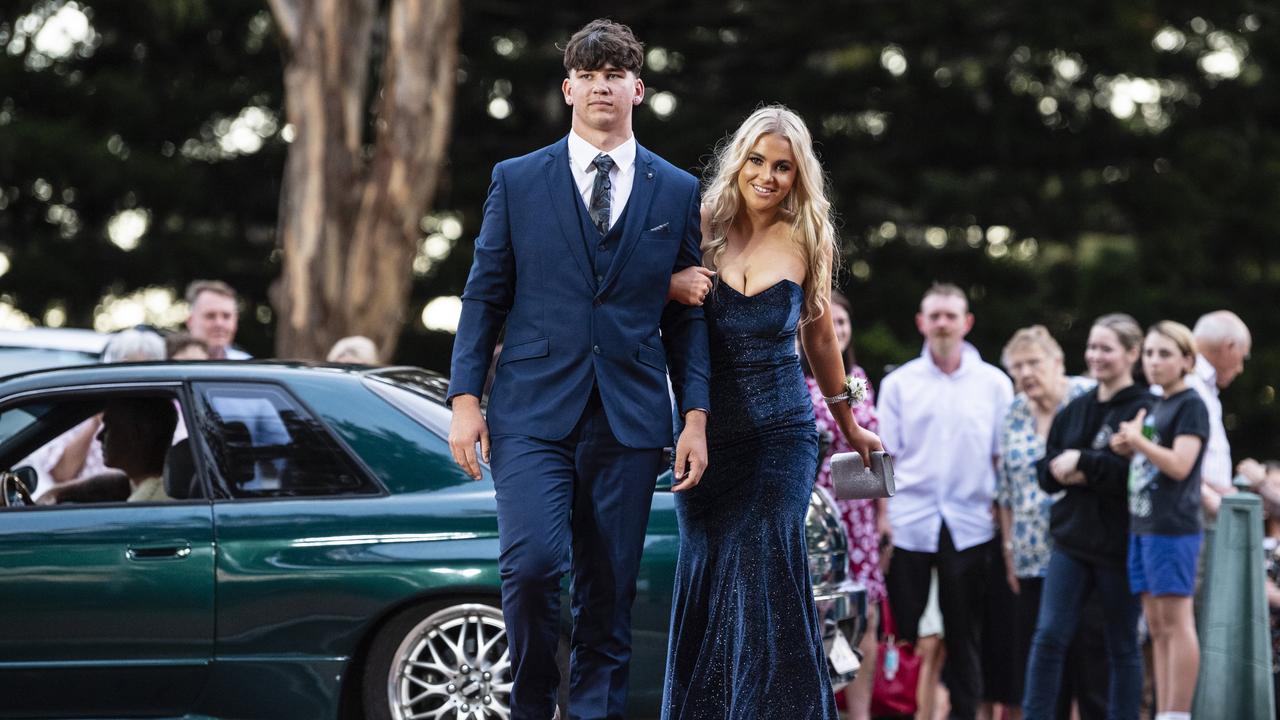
646, 171, 654, 180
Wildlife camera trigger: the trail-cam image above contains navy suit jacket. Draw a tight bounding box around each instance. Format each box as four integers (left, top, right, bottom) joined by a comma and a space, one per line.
448, 137, 711, 449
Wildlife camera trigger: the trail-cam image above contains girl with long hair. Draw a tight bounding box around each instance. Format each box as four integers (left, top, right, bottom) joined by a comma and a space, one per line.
663, 105, 880, 719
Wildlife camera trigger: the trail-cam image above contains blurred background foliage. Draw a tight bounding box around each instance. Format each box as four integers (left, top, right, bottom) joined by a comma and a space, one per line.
1, 0, 1278, 458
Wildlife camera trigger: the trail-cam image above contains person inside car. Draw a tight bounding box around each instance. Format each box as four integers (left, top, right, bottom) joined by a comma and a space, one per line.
23, 329, 166, 500
38, 397, 178, 505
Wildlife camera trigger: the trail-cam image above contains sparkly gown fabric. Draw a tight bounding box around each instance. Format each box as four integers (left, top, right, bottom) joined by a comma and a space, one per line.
662, 279, 838, 720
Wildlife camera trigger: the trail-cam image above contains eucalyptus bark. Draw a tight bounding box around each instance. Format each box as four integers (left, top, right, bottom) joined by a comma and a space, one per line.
268, 0, 459, 360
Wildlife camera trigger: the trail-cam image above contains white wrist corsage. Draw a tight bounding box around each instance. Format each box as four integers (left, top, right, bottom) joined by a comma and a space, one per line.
823, 375, 868, 406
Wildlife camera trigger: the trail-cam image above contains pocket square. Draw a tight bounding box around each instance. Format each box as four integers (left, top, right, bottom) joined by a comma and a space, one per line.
646, 222, 670, 233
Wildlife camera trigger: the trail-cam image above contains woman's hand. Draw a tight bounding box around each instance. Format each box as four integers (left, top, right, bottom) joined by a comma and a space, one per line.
1049, 449, 1081, 481
842, 423, 884, 467
667, 266, 715, 305
1108, 432, 1134, 457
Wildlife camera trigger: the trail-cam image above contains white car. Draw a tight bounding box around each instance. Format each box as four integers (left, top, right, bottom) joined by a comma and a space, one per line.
0, 328, 109, 378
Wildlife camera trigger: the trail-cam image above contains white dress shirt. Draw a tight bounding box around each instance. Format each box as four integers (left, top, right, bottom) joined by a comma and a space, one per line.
1185, 354, 1231, 490
566, 129, 636, 231
877, 342, 1014, 552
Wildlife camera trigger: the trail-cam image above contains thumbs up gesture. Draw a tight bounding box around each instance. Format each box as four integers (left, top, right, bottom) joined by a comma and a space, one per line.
1112, 408, 1148, 455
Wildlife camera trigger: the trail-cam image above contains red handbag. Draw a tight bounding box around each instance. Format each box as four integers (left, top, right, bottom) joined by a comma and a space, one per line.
870, 597, 922, 717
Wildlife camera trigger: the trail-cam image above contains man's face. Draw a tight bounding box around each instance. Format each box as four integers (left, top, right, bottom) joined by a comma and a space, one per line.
561, 64, 643, 135
916, 294, 973, 356
1203, 338, 1250, 388
186, 291, 238, 357
98, 410, 125, 470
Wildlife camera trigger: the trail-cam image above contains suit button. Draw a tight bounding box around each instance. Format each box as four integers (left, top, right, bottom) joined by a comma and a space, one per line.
593, 345, 601, 354
595, 274, 603, 283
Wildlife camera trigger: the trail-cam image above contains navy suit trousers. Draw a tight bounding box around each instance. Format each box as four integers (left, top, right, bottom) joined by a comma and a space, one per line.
490, 388, 663, 720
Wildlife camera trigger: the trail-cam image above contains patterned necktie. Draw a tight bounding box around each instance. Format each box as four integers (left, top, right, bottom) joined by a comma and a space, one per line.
589, 153, 615, 235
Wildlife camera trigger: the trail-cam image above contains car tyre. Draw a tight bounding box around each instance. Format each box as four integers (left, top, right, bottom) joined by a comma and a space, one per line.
362, 598, 514, 720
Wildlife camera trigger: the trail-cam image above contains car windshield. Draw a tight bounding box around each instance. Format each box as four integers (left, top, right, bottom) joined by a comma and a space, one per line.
0, 397, 61, 466
366, 368, 454, 405
0, 348, 99, 378
362, 376, 455, 440
0, 402, 55, 455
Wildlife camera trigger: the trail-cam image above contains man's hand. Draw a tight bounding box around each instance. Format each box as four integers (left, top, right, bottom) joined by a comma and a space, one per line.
1003, 544, 1021, 595
1239, 458, 1268, 488
671, 410, 708, 492
876, 511, 893, 552
1049, 449, 1081, 482
448, 395, 489, 481
667, 266, 716, 306
36, 486, 60, 505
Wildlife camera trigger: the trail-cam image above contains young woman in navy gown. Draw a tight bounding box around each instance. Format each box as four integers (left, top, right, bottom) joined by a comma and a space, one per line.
662, 105, 882, 719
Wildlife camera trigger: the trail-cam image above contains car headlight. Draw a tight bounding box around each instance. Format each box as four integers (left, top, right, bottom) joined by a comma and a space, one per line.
806, 485, 849, 589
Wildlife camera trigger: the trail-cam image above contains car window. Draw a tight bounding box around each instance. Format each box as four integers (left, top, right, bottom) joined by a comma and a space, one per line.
1, 391, 194, 507
194, 382, 379, 499
0, 403, 49, 448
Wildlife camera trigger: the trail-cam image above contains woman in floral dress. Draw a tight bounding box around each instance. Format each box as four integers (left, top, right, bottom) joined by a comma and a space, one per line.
802, 290, 888, 720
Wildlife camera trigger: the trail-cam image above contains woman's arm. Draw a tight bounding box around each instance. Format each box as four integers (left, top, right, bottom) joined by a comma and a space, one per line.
799, 265, 881, 463
997, 504, 1020, 594
50, 415, 102, 483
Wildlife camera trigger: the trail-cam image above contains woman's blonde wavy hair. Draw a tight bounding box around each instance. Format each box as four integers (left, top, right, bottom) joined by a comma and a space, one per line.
701, 105, 838, 325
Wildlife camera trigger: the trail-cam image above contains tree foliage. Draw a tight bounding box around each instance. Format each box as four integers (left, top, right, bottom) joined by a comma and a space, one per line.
2, 1, 1278, 457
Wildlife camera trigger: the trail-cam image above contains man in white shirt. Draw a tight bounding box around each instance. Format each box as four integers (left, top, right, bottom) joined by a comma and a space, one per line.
185, 279, 252, 360
1188, 310, 1251, 518
877, 283, 1014, 720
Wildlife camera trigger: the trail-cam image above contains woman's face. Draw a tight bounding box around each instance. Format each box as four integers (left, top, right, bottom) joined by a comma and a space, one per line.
1006, 345, 1062, 402
1085, 325, 1135, 384
1142, 332, 1191, 388
736, 132, 796, 215
831, 303, 851, 353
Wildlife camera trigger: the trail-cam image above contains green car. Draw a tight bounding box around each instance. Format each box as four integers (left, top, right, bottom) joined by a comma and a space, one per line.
0, 362, 866, 720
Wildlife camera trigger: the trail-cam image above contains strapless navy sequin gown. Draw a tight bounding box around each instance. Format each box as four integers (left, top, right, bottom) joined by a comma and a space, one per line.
662, 279, 837, 720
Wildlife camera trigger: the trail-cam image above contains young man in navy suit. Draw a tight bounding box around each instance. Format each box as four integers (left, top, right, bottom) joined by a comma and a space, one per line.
447, 19, 712, 720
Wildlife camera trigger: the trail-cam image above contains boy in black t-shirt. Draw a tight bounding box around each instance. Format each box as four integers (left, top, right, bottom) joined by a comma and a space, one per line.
1113, 321, 1209, 720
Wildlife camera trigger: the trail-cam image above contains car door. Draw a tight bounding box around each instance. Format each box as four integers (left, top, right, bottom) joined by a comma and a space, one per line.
188, 380, 385, 720
0, 386, 215, 718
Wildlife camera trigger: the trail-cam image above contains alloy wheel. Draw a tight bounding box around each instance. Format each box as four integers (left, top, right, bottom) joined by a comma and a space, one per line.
387, 602, 513, 720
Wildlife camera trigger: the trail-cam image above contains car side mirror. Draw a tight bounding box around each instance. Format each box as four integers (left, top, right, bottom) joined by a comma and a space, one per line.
13, 466, 37, 494
1, 466, 38, 507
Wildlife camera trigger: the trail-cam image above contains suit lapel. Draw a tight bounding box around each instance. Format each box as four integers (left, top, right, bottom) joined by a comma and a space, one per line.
542, 138, 594, 288
598, 144, 657, 295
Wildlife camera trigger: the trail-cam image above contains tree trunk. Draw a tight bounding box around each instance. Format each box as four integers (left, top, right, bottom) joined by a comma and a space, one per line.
268, 0, 459, 361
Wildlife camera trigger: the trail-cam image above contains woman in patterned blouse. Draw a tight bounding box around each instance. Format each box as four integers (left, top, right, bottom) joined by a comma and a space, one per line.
801, 290, 887, 720
997, 326, 1098, 718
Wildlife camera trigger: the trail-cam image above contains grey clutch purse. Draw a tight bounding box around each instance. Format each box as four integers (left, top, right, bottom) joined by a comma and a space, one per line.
831, 451, 895, 500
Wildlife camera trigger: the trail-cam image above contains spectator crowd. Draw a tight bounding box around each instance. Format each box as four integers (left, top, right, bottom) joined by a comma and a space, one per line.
806, 282, 1264, 720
